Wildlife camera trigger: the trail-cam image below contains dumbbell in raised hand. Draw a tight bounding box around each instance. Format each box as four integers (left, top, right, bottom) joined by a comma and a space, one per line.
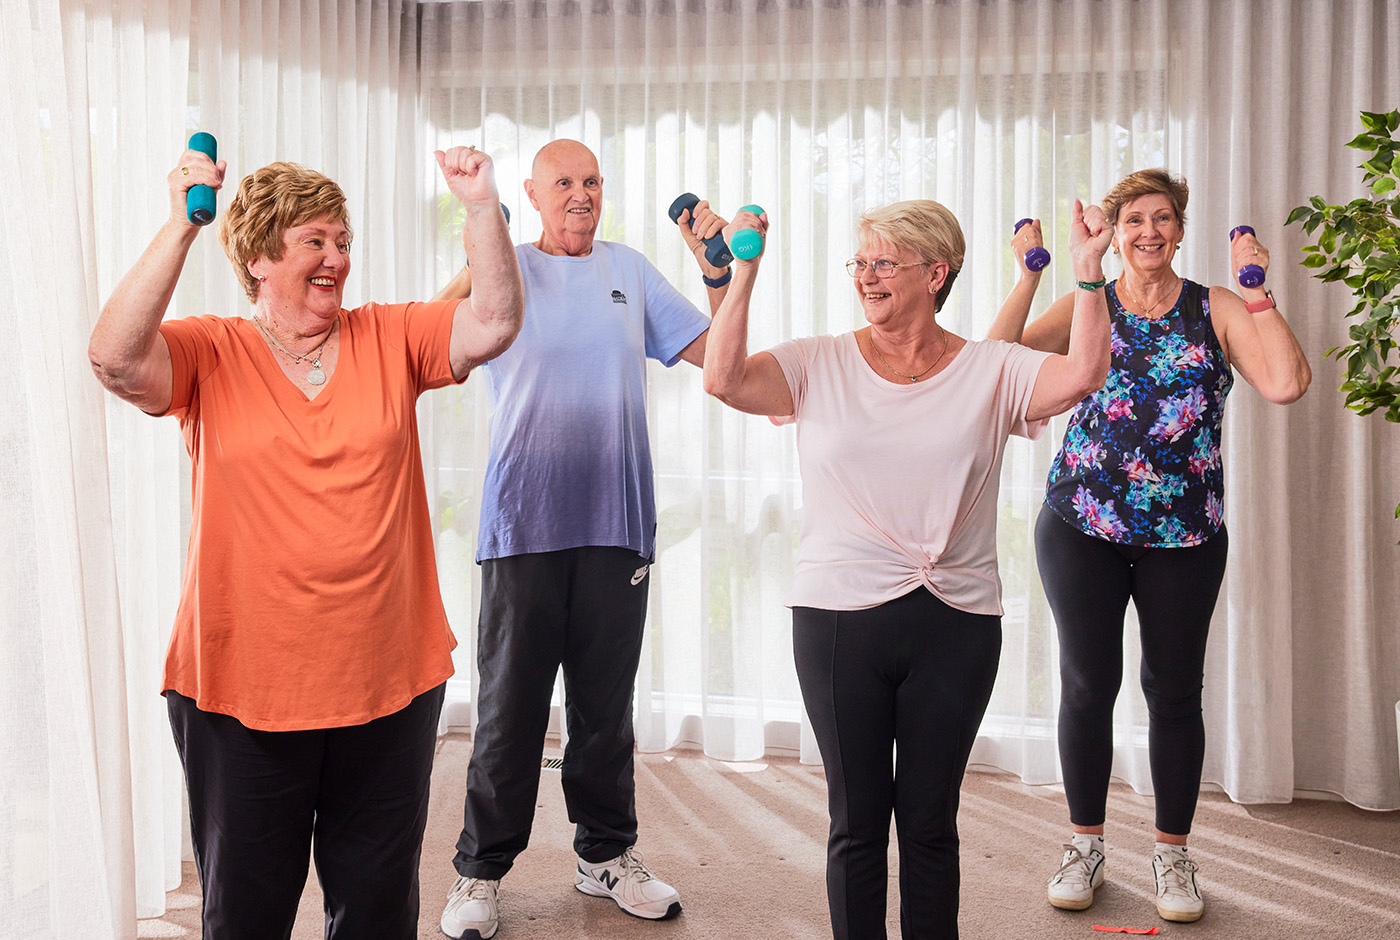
1228, 225, 1266, 288
1014, 218, 1050, 272
730, 204, 766, 260
186, 132, 218, 226
668, 193, 734, 268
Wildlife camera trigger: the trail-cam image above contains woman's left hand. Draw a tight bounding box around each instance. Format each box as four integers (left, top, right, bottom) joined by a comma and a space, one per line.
435, 145, 500, 207
723, 207, 768, 263
1229, 229, 1270, 287
1011, 217, 1045, 276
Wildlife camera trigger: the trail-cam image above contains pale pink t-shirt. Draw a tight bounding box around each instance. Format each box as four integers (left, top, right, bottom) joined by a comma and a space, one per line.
767, 333, 1052, 616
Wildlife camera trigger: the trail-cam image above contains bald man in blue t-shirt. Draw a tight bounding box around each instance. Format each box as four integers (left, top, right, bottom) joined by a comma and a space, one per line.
434, 139, 732, 940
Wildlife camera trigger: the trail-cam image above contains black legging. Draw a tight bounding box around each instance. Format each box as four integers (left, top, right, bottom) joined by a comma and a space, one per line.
1035, 505, 1229, 835
794, 588, 1002, 940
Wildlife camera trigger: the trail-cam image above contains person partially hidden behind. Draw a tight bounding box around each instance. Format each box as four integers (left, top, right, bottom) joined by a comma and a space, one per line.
434, 139, 732, 940
86, 145, 522, 940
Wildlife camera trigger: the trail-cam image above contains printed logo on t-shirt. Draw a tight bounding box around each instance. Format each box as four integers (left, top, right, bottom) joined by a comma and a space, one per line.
611, 289, 628, 304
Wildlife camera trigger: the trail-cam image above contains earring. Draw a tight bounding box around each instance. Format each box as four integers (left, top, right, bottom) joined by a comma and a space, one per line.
257, 275, 266, 281
1112, 246, 1120, 255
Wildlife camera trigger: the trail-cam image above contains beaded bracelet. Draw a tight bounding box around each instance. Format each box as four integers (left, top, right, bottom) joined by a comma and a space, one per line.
702, 268, 733, 289
1076, 277, 1107, 291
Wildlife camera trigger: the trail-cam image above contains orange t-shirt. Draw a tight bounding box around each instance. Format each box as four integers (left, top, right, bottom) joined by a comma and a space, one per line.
158, 301, 462, 731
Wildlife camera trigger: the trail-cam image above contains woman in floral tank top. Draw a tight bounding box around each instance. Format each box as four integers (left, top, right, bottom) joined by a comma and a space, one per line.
990, 169, 1310, 925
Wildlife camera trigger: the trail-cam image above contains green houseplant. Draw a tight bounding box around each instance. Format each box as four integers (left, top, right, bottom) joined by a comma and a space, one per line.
1287, 108, 1400, 518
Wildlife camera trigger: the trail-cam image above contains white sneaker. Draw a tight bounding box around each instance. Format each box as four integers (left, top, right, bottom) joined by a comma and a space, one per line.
1047, 838, 1105, 911
441, 876, 500, 939
574, 847, 682, 920
1153, 844, 1204, 923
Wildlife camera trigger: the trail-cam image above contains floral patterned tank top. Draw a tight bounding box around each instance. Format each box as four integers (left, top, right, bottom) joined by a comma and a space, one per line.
1044, 278, 1233, 547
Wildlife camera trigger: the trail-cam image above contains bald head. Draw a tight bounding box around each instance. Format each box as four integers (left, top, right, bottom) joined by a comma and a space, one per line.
525, 139, 604, 257
532, 139, 599, 180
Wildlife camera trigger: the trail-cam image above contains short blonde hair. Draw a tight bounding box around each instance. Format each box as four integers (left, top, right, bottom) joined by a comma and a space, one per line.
218, 162, 352, 302
856, 200, 965, 311
1101, 168, 1189, 229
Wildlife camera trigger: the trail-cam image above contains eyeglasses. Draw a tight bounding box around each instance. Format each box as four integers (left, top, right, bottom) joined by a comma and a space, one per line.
845, 258, 929, 278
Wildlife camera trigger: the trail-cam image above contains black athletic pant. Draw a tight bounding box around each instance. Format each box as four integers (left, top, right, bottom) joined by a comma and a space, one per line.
794, 588, 1002, 940
1035, 505, 1229, 835
454, 546, 651, 880
167, 683, 444, 940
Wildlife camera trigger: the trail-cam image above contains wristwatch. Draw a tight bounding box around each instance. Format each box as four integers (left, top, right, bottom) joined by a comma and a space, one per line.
1244, 289, 1276, 313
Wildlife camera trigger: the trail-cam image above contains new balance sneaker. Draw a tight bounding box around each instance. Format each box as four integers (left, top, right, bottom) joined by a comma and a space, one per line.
574, 847, 682, 920
441, 876, 500, 939
1153, 843, 1204, 922
1047, 835, 1106, 911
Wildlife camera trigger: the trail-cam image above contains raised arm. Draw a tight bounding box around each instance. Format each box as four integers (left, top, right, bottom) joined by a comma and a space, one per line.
1208, 232, 1311, 404
675, 199, 732, 316
1026, 199, 1114, 421
89, 146, 228, 414
986, 217, 1046, 343
701, 209, 793, 416
436, 147, 525, 380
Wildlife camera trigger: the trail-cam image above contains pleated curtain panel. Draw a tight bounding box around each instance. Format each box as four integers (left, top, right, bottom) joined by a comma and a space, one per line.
2, 0, 1396, 936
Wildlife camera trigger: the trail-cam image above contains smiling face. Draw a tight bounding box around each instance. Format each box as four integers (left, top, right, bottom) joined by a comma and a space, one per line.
851, 232, 944, 328
1113, 193, 1183, 274
525, 140, 603, 256
248, 216, 350, 332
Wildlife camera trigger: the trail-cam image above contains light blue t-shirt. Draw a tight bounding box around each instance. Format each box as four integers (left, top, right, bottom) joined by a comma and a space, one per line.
476, 241, 711, 562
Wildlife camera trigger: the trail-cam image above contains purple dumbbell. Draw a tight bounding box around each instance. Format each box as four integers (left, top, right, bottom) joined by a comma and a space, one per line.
1014, 218, 1051, 272
1229, 225, 1266, 288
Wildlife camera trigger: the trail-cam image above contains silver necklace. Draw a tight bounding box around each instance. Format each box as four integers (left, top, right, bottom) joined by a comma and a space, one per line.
254, 317, 336, 386
868, 327, 948, 383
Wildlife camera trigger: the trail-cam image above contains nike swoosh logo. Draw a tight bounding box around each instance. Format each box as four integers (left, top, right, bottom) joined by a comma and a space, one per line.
631, 566, 648, 585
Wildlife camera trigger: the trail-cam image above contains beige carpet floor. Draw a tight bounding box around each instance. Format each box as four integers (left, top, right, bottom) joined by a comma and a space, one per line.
139, 733, 1400, 939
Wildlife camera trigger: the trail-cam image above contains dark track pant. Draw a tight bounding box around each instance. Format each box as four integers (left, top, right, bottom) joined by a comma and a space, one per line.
1035, 505, 1228, 835
794, 588, 1002, 940
454, 546, 651, 879
167, 684, 444, 940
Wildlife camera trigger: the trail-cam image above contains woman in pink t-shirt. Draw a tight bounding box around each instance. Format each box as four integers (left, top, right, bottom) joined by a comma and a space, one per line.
703, 199, 1113, 940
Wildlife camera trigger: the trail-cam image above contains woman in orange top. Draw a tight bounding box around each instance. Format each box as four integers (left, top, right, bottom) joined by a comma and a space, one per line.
87, 145, 523, 940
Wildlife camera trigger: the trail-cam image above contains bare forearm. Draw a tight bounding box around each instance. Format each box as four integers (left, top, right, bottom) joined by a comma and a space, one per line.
703, 266, 761, 406
451, 202, 522, 367
986, 271, 1042, 342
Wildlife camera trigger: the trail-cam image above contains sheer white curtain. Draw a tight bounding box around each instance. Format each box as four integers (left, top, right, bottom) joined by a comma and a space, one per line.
416, 0, 1400, 807
4, 1, 1398, 938
3, 0, 425, 936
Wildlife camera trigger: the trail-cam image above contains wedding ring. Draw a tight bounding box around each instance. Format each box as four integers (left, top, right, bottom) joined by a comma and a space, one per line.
181, 167, 189, 175
1253, 248, 1259, 255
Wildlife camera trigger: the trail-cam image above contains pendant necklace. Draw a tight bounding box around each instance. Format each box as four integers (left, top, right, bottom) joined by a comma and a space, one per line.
869, 326, 948, 383
1120, 278, 1170, 319
255, 316, 337, 386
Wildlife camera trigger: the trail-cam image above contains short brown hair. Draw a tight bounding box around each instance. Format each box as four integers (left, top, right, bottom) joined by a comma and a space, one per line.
857, 200, 966, 312
1101, 168, 1189, 229
218, 162, 352, 302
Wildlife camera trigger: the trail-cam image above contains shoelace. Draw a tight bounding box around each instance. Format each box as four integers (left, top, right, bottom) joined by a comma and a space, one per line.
617, 847, 655, 883
448, 876, 496, 904
1157, 855, 1199, 897
1051, 844, 1094, 885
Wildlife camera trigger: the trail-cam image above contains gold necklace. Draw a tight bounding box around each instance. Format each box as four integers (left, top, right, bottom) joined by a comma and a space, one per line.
1119, 277, 1173, 319
868, 327, 948, 383
254, 316, 337, 386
